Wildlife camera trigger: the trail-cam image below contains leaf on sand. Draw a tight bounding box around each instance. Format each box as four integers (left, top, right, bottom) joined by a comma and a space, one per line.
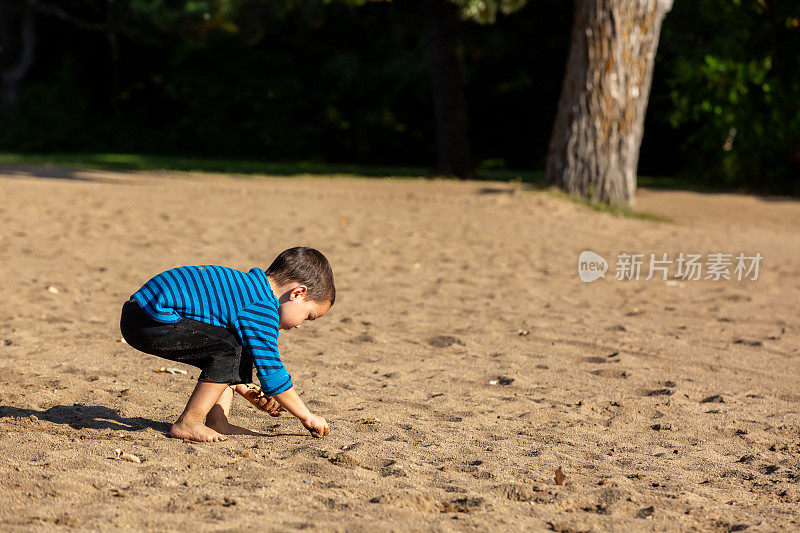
555, 467, 566, 486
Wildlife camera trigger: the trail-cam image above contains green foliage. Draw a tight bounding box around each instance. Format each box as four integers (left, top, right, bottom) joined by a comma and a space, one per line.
339, 0, 529, 23
0, 0, 569, 170
661, 0, 800, 193
0, 63, 92, 152
448, 0, 528, 24
2, 0, 797, 193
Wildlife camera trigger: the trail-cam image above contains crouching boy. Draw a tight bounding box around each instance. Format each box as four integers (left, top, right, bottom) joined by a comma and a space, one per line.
120, 247, 334, 442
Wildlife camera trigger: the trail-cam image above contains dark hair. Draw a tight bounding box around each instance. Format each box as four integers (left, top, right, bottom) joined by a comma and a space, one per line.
266, 247, 335, 305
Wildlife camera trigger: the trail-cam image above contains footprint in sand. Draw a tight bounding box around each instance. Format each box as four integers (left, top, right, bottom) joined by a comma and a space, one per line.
428, 335, 464, 348
591, 369, 629, 379
368, 493, 486, 513
640, 388, 674, 397
380, 460, 408, 478
700, 394, 724, 404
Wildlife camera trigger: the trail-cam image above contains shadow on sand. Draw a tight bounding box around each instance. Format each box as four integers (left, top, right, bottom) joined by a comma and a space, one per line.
0, 404, 310, 438
0, 403, 170, 433
0, 164, 132, 184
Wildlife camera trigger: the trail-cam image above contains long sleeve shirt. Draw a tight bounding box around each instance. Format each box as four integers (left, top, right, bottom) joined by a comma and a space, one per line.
130, 265, 292, 395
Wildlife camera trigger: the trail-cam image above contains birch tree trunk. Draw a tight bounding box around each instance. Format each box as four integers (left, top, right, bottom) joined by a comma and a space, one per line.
546, 0, 673, 206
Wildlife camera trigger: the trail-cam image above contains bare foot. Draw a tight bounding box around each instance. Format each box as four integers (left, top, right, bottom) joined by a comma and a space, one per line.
170, 420, 227, 442
206, 418, 264, 436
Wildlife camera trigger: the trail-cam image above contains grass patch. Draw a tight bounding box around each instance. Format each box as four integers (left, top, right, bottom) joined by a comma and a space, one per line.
0, 152, 687, 192
0, 152, 427, 178
638, 174, 716, 192
0, 151, 550, 182
543, 187, 672, 222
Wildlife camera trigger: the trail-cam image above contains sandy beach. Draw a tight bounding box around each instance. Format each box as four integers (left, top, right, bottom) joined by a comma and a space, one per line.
0, 165, 798, 531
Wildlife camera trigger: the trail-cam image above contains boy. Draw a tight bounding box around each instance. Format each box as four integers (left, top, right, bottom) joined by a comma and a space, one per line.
120, 247, 334, 442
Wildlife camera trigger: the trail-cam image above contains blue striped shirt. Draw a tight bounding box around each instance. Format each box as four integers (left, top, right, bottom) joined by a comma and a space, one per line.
131, 265, 292, 395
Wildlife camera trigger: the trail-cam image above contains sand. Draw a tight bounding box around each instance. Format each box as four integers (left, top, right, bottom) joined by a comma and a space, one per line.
0, 164, 798, 531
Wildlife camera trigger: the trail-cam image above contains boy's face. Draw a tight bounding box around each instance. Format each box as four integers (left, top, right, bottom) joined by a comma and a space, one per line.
278, 286, 331, 330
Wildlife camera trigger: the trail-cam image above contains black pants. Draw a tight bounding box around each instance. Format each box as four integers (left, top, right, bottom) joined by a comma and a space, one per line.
119, 299, 252, 384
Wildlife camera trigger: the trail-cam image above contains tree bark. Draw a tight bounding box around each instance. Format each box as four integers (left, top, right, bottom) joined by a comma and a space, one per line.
546, 0, 673, 206
424, 0, 474, 179
106, 0, 120, 114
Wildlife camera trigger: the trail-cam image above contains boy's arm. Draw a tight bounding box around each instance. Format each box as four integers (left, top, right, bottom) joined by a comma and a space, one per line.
236, 303, 293, 395
273, 387, 330, 437
236, 302, 329, 437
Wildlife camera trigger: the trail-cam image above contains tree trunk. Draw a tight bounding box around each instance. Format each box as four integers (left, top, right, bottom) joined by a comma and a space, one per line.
424, 0, 474, 179
1, 0, 37, 117
546, 0, 673, 206
106, 0, 120, 114
0, 2, 16, 68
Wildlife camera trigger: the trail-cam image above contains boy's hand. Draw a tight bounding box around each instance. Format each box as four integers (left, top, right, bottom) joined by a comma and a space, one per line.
272, 387, 328, 437
235, 384, 284, 416
263, 396, 284, 417
302, 414, 330, 438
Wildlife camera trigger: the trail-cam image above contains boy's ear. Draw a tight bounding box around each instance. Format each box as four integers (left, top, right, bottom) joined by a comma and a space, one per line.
290, 285, 308, 300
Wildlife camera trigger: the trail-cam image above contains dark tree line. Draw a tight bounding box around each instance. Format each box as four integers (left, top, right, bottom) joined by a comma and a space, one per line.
0, 0, 798, 197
